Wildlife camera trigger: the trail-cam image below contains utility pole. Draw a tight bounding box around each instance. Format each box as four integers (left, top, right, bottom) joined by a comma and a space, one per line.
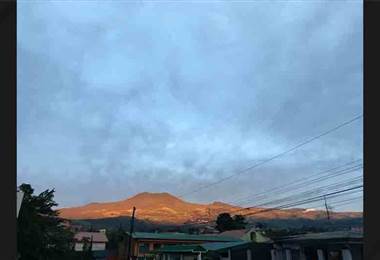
126, 207, 136, 260
324, 196, 330, 220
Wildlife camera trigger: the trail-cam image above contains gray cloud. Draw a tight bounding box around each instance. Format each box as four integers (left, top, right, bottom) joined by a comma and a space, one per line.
17, 1, 362, 211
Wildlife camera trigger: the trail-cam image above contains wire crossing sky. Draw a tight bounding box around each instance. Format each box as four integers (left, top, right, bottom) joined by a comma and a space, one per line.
17, 1, 362, 210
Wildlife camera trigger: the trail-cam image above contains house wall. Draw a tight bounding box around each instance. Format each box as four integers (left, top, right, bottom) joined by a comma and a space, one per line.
350, 246, 362, 260
131, 239, 222, 257
271, 244, 363, 260
92, 242, 106, 251
74, 242, 106, 251
251, 246, 272, 260
231, 249, 247, 260
75, 243, 84, 251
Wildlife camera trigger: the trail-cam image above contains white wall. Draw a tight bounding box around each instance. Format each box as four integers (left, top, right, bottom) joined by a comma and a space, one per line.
74, 242, 106, 251
75, 243, 83, 251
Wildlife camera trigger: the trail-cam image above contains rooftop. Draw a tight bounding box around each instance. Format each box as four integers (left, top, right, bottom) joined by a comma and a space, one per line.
74, 232, 108, 243
202, 241, 252, 251
154, 244, 206, 253
154, 241, 252, 254
127, 232, 241, 242
218, 229, 246, 239
277, 231, 363, 243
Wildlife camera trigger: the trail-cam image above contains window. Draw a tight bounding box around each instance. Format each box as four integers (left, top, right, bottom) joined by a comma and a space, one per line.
220, 252, 229, 257
172, 255, 181, 260
139, 243, 149, 254
328, 250, 343, 260
291, 249, 300, 260
153, 243, 161, 250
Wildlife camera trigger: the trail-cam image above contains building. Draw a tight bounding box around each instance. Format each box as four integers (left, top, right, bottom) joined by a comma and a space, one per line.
74, 231, 109, 259
271, 231, 363, 260
198, 225, 219, 234
124, 232, 241, 260
219, 228, 273, 243
153, 241, 272, 260
17, 190, 24, 218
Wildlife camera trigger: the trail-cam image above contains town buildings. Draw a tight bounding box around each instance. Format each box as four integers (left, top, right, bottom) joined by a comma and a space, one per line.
124, 232, 241, 259
271, 231, 363, 260
74, 231, 109, 259
153, 241, 272, 260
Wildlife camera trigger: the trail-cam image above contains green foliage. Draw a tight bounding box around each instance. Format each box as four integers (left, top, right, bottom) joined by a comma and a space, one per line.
215, 213, 247, 232
106, 225, 126, 251
80, 237, 94, 260
17, 183, 75, 260
233, 215, 247, 229
215, 213, 234, 232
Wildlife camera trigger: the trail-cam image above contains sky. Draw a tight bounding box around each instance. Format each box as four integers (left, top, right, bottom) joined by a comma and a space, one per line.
17, 1, 363, 212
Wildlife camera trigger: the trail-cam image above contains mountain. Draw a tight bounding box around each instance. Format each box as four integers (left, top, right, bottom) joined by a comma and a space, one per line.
58, 192, 362, 224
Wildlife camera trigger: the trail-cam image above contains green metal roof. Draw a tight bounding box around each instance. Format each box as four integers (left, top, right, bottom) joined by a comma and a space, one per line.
154, 244, 207, 253
202, 241, 252, 251
127, 232, 241, 242
277, 231, 363, 243
154, 241, 253, 254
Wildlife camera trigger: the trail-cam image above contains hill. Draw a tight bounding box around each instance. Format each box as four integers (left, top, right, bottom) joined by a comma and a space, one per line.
69, 216, 363, 233
58, 192, 362, 225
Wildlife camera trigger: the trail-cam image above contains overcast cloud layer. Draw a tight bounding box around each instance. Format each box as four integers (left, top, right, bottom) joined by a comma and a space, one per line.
17, 1, 363, 211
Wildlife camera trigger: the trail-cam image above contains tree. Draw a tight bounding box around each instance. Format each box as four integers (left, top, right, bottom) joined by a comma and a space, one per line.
254, 222, 266, 230
233, 215, 247, 229
17, 183, 75, 260
106, 225, 126, 250
80, 237, 94, 260
215, 213, 248, 232
215, 213, 235, 232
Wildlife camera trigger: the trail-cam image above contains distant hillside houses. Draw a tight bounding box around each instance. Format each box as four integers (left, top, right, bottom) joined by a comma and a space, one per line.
74, 231, 108, 260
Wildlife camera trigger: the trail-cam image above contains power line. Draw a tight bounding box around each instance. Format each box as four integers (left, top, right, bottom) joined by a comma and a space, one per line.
289, 195, 363, 211
184, 181, 363, 226
214, 165, 362, 217
184, 187, 363, 227
329, 196, 363, 207
232, 163, 363, 206
243, 176, 363, 209
222, 175, 363, 217
240, 185, 363, 218
179, 114, 363, 198
228, 159, 362, 205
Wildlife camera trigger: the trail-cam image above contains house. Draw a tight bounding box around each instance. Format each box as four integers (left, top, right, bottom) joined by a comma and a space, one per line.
124, 232, 241, 260
219, 228, 273, 243
60, 219, 83, 233
74, 231, 109, 259
271, 231, 363, 260
153, 240, 272, 260
198, 225, 219, 234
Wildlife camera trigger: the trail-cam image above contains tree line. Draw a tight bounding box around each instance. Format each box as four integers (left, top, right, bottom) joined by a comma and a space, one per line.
17, 183, 93, 260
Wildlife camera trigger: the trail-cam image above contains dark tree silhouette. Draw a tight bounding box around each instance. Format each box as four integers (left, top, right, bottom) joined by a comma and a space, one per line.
233, 215, 247, 229
215, 213, 235, 232
17, 183, 75, 260
215, 213, 248, 232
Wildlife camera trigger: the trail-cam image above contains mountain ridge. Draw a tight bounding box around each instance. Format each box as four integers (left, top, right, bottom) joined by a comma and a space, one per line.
58, 192, 362, 224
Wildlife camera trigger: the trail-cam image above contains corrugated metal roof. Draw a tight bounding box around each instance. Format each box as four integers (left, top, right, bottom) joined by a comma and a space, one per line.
154, 244, 206, 253
155, 241, 252, 254
218, 230, 246, 239
128, 232, 241, 242
202, 241, 252, 251
277, 231, 363, 242
74, 232, 108, 243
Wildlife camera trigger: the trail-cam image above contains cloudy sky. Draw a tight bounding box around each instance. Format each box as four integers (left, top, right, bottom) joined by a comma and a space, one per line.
17, 1, 362, 211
